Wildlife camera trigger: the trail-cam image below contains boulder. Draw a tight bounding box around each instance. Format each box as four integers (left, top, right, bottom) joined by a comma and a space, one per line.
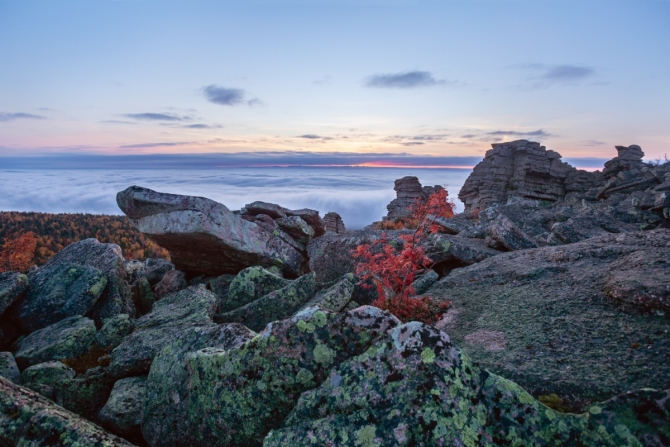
0, 272, 28, 316
142, 258, 174, 286
109, 285, 217, 378
153, 269, 187, 299
14, 316, 97, 369
208, 273, 236, 312
15, 262, 107, 332
117, 186, 306, 278
324, 211, 346, 234
217, 272, 316, 331
223, 266, 291, 313
20, 361, 76, 399
0, 376, 134, 446
301, 273, 356, 312
430, 229, 670, 411
602, 144, 646, 178
411, 269, 439, 294
549, 207, 638, 245
99, 376, 147, 443
286, 208, 326, 237
133, 276, 156, 314
142, 324, 256, 446
0, 351, 20, 383
384, 176, 444, 220
276, 216, 315, 246
95, 314, 133, 350
50, 365, 116, 423
242, 200, 288, 219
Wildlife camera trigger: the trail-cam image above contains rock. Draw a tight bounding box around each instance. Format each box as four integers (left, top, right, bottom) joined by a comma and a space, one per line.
432, 214, 474, 235
208, 273, 235, 312
142, 324, 256, 447
412, 269, 439, 294
307, 229, 384, 282
286, 208, 326, 237
217, 272, 316, 331
602, 144, 645, 178
142, 258, 174, 286
61, 239, 134, 325
301, 273, 355, 312
51, 365, 116, 423
20, 361, 76, 399
0, 376, 134, 446
153, 269, 187, 299
0, 320, 20, 351
324, 211, 346, 234
484, 206, 539, 250
549, 207, 638, 245
223, 266, 291, 313
385, 176, 444, 220
117, 186, 306, 278
242, 200, 288, 219
15, 262, 107, 332
133, 276, 156, 314
95, 314, 133, 350
99, 376, 147, 443
109, 285, 217, 378
14, 316, 97, 369
0, 272, 28, 316
430, 229, 670, 411
427, 234, 502, 269
276, 216, 315, 246
0, 351, 20, 383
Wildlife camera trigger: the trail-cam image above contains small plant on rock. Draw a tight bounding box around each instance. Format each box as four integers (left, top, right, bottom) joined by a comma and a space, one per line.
353, 189, 455, 324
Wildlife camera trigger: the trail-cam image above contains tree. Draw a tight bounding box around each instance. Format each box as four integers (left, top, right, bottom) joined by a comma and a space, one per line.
0, 231, 37, 273
353, 189, 454, 324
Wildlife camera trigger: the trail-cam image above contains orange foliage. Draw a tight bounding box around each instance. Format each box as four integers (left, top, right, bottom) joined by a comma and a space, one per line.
0, 231, 37, 273
353, 189, 454, 324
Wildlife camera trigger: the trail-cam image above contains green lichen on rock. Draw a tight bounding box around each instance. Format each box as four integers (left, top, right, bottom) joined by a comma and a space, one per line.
98, 375, 147, 443
0, 351, 20, 384
0, 375, 133, 446
95, 313, 133, 350
301, 273, 355, 313
223, 266, 291, 312
0, 271, 28, 316
217, 272, 316, 331
14, 316, 97, 369
21, 361, 75, 399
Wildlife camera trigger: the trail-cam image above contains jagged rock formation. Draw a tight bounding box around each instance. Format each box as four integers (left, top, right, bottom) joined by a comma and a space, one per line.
385, 176, 444, 220
324, 211, 346, 233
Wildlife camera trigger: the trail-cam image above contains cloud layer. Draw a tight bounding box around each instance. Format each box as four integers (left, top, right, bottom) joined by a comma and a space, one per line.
0, 112, 47, 122
123, 113, 186, 121
365, 71, 445, 88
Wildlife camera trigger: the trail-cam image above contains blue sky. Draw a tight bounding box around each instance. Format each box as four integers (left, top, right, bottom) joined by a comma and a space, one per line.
0, 0, 668, 165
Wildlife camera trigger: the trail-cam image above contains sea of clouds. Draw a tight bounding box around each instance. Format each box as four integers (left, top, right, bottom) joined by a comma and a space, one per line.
0, 167, 472, 229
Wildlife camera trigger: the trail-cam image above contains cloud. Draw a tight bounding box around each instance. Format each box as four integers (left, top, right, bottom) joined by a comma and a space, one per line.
0, 112, 47, 122
296, 134, 333, 141
517, 64, 597, 89
461, 134, 476, 139
401, 142, 424, 146
119, 142, 194, 149
411, 134, 448, 141
581, 139, 606, 147
102, 120, 137, 125
123, 113, 186, 121
182, 124, 222, 129
202, 85, 260, 106
486, 129, 552, 138
365, 71, 445, 89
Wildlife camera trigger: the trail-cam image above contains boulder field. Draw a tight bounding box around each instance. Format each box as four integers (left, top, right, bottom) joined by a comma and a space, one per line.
0, 141, 668, 446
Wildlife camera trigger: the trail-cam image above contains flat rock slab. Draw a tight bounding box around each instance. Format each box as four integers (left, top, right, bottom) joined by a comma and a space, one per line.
301, 273, 355, 312
0, 376, 134, 447
109, 285, 217, 378
117, 186, 306, 278
14, 316, 97, 369
217, 272, 316, 332
431, 229, 670, 411
224, 266, 291, 312
0, 272, 28, 316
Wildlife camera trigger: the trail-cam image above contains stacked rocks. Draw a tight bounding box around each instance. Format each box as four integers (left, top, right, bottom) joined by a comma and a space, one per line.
384, 176, 444, 220
324, 211, 346, 234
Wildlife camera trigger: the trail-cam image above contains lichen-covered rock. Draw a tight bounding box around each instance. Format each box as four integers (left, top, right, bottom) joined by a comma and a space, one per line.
242, 200, 288, 219
15, 263, 107, 332
0, 375, 134, 446
412, 269, 439, 294
276, 216, 315, 246
142, 258, 174, 286
153, 269, 187, 299
109, 285, 217, 378
223, 266, 291, 312
301, 273, 355, 312
52, 366, 116, 423
217, 272, 316, 331
549, 207, 638, 245
14, 316, 97, 369
142, 323, 256, 446
133, 276, 156, 314
99, 376, 147, 443
142, 306, 400, 447
116, 186, 306, 278
0, 272, 28, 316
27, 239, 134, 327
485, 207, 538, 250
0, 351, 20, 383
324, 211, 346, 234
95, 314, 133, 350
286, 208, 326, 237
20, 361, 76, 399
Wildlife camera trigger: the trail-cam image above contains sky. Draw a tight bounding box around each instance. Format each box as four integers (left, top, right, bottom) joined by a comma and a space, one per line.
1, 0, 668, 167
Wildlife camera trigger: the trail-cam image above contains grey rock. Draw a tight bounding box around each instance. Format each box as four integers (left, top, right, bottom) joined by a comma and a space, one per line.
142, 323, 255, 447
99, 375, 147, 443
224, 266, 291, 312
549, 207, 638, 245
0, 375, 135, 446
21, 361, 76, 399
134, 276, 156, 314
51, 365, 116, 423
95, 314, 133, 350
276, 216, 315, 246
0, 351, 20, 383
109, 285, 217, 378
0, 272, 28, 316
324, 211, 346, 234
153, 269, 187, 299
286, 208, 326, 237
412, 269, 439, 294
602, 144, 645, 178
208, 273, 236, 313
385, 176, 444, 220
14, 316, 97, 369
485, 208, 539, 251
242, 200, 288, 219
15, 262, 107, 332
117, 186, 306, 278
301, 273, 355, 312
432, 214, 474, 235
142, 258, 174, 286
0, 321, 20, 351
427, 234, 502, 268
217, 272, 316, 331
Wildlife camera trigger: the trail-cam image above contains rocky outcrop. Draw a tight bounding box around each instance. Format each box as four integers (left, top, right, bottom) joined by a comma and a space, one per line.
0, 272, 28, 316
429, 229, 670, 411
152, 269, 187, 299
385, 176, 444, 220
324, 211, 346, 233
117, 186, 310, 278
0, 375, 134, 446
0, 351, 19, 383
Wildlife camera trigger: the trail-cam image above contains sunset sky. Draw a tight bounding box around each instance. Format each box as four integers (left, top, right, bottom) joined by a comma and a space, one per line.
0, 0, 668, 167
